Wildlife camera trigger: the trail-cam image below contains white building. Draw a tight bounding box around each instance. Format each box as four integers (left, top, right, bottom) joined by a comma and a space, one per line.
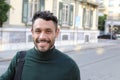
0, 0, 99, 51
98, 0, 120, 36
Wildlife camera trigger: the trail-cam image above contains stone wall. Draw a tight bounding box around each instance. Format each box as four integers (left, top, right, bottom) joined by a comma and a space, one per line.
0, 28, 99, 51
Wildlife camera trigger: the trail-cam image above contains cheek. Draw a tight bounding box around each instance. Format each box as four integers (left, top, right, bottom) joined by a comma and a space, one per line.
55, 30, 59, 38
32, 34, 38, 40
50, 35, 57, 41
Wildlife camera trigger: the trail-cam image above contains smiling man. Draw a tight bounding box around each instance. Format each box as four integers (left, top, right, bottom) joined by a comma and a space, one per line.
31, 16, 59, 52
0, 11, 80, 80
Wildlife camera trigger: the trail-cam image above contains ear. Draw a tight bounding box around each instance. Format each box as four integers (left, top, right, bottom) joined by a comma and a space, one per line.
31, 28, 34, 33
31, 28, 34, 37
55, 28, 60, 38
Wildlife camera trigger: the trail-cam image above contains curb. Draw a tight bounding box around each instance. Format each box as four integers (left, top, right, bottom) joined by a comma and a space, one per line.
63, 43, 116, 53
0, 43, 116, 62
0, 58, 12, 62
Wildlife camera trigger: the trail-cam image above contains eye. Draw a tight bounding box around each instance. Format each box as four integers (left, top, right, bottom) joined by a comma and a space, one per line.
46, 29, 52, 33
35, 29, 41, 34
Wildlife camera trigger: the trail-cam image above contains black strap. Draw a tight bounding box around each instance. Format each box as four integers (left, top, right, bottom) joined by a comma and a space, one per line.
14, 51, 26, 80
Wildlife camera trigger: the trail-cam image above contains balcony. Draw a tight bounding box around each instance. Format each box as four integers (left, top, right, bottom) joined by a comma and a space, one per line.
79, 0, 98, 7
98, 4, 106, 11
107, 14, 120, 20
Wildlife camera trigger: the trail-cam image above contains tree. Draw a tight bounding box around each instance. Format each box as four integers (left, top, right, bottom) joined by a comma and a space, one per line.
98, 14, 107, 31
0, 0, 11, 27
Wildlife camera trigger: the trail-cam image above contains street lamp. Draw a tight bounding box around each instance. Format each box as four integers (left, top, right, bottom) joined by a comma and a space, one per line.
0, 28, 1, 39
110, 24, 113, 39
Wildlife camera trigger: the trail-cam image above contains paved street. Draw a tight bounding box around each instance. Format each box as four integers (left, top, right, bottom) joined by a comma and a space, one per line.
0, 39, 117, 62
0, 40, 120, 80
0, 61, 10, 75
68, 44, 120, 80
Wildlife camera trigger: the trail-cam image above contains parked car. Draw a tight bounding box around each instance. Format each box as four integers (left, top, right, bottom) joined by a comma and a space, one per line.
98, 34, 117, 40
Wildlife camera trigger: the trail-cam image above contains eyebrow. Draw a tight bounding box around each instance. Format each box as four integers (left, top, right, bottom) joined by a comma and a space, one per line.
34, 27, 53, 31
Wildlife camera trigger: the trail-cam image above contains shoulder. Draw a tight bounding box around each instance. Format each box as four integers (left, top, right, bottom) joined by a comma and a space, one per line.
55, 49, 80, 73
55, 49, 78, 66
17, 48, 33, 57
0, 51, 23, 79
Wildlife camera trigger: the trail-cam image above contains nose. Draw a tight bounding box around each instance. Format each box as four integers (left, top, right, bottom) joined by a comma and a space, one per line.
39, 32, 47, 39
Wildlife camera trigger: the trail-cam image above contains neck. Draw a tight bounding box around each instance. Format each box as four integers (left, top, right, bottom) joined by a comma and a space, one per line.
33, 46, 56, 61
35, 45, 55, 53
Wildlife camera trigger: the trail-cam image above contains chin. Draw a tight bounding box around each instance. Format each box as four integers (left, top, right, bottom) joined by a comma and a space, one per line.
38, 47, 50, 52
36, 44, 53, 52
39, 50, 47, 52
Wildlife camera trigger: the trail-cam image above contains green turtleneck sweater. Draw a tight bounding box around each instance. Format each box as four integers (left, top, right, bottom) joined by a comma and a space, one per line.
0, 47, 80, 80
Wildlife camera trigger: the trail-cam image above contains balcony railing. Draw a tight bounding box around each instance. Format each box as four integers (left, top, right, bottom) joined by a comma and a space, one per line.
98, 4, 105, 10
79, 0, 98, 7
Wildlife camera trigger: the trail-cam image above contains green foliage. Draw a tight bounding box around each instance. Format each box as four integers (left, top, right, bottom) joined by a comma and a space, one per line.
0, 0, 11, 27
98, 14, 107, 31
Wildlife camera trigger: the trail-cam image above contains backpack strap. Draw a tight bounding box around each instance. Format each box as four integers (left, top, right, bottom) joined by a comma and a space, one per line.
14, 51, 26, 80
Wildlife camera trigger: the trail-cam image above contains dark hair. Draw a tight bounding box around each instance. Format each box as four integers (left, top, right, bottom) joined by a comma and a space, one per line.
32, 11, 58, 29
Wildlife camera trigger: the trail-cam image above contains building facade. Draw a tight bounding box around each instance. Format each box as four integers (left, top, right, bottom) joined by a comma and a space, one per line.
98, 0, 120, 37
0, 0, 99, 51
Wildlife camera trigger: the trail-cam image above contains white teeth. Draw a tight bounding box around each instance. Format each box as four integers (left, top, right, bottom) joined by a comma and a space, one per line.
37, 40, 49, 43
41, 41, 47, 43
38, 41, 48, 43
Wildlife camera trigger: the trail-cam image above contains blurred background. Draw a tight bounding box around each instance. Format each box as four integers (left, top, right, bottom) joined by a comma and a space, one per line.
0, 0, 120, 80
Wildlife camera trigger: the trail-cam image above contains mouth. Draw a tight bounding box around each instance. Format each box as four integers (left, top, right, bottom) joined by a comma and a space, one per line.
36, 40, 50, 43
36, 39, 51, 47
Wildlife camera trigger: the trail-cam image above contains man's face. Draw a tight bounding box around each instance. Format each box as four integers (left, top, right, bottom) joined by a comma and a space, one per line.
31, 18, 59, 52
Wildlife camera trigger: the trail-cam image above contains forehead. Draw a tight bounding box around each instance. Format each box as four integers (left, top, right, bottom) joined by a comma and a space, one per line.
33, 18, 56, 30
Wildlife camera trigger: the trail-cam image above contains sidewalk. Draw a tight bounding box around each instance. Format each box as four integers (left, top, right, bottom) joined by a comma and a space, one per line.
0, 39, 118, 62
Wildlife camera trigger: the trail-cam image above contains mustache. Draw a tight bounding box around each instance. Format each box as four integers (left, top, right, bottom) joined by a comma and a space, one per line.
36, 39, 51, 43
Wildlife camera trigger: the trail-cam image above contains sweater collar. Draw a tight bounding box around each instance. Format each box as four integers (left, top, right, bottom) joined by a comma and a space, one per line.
33, 46, 56, 61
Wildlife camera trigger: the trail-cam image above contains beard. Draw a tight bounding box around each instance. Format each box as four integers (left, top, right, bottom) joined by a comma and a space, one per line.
36, 39, 51, 44
34, 38, 54, 52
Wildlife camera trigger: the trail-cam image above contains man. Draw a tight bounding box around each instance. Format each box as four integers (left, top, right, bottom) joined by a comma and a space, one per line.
0, 11, 80, 80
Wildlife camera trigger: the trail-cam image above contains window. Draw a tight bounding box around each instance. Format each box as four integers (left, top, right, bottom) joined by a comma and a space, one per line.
62, 4, 69, 25
22, 0, 28, 23
82, 8, 86, 28
82, 8, 93, 29
89, 10, 93, 28
119, 13, 120, 20
108, 11, 113, 20
22, 0, 45, 24
108, 11, 113, 14
58, 2, 74, 26
118, 1, 120, 6
108, 0, 114, 7
86, 9, 89, 28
